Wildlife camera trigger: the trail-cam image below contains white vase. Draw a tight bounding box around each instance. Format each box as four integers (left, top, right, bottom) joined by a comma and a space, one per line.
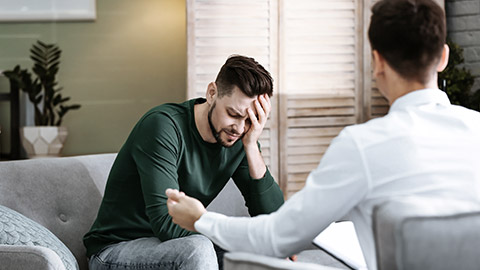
20, 126, 68, 158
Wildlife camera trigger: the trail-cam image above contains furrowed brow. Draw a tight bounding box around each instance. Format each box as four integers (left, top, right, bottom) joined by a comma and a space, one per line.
227, 107, 247, 118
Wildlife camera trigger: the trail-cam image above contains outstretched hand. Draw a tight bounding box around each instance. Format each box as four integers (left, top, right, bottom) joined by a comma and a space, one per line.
166, 188, 207, 232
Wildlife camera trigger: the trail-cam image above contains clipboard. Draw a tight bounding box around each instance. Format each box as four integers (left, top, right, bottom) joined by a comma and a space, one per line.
312, 221, 368, 270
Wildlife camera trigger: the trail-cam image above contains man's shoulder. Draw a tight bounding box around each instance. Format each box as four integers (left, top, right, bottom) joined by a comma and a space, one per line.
130, 100, 195, 141
137, 99, 196, 127
451, 104, 480, 121
146, 100, 193, 118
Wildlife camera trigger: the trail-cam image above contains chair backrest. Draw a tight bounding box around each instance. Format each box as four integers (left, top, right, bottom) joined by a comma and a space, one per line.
373, 196, 480, 270
0, 154, 116, 270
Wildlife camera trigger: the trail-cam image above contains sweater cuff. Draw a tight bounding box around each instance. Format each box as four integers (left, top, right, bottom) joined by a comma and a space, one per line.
248, 169, 276, 194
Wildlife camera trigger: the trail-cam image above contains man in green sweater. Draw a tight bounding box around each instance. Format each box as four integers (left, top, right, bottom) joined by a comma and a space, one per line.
83, 55, 284, 270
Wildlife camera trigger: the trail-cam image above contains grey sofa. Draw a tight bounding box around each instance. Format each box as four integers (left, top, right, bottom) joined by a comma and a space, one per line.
0, 154, 331, 270
1, 154, 479, 270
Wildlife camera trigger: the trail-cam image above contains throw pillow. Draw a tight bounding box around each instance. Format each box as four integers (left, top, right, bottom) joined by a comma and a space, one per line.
0, 205, 79, 270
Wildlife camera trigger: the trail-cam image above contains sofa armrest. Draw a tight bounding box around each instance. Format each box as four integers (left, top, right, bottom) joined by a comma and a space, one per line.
224, 252, 344, 270
0, 245, 66, 270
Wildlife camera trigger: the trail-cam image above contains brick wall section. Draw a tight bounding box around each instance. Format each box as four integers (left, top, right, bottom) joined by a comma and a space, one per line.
446, 0, 480, 91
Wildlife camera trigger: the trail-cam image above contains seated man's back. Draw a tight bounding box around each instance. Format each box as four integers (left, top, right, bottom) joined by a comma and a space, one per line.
338, 88, 480, 267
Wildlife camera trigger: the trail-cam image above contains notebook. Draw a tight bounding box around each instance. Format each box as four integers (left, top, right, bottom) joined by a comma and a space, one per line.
312, 221, 368, 270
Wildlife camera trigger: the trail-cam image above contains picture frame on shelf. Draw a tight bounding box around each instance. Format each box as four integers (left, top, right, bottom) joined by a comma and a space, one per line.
0, 0, 96, 22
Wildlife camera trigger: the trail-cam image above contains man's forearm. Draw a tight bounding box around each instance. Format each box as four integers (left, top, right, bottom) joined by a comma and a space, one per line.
244, 143, 267, 179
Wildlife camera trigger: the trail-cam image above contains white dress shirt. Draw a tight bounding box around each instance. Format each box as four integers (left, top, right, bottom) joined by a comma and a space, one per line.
195, 89, 480, 270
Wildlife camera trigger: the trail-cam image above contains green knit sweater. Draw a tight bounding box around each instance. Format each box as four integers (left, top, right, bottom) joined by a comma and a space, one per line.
83, 98, 284, 257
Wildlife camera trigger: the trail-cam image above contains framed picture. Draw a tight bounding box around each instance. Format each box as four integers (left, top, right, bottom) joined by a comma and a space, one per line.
0, 0, 96, 22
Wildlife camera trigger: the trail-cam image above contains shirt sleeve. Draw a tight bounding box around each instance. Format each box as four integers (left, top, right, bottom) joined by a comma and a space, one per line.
131, 112, 195, 241
194, 129, 370, 257
231, 148, 284, 216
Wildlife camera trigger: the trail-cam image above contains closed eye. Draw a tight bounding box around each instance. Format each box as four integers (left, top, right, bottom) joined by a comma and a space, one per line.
229, 113, 243, 119
227, 109, 246, 119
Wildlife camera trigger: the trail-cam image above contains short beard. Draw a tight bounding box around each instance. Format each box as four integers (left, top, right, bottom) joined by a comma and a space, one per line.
208, 101, 242, 148
208, 102, 222, 144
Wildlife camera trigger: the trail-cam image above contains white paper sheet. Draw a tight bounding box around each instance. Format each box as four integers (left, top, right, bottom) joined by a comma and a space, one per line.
313, 221, 368, 270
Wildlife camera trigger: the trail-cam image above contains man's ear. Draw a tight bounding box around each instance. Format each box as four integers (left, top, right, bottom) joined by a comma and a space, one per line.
206, 82, 217, 104
436, 44, 450, 72
372, 50, 385, 79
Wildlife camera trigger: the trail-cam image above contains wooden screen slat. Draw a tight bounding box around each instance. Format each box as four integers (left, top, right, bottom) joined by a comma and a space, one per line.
189, 0, 372, 198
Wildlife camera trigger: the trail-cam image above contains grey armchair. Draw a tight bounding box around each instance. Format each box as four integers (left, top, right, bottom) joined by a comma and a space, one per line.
373, 197, 480, 270
224, 197, 480, 270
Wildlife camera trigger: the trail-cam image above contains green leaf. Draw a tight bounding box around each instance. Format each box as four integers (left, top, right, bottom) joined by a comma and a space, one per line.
35, 95, 43, 104
68, 104, 81, 110
37, 40, 49, 48
30, 55, 45, 65
31, 44, 44, 55
53, 94, 62, 105
49, 63, 60, 73
30, 49, 44, 60
47, 55, 61, 65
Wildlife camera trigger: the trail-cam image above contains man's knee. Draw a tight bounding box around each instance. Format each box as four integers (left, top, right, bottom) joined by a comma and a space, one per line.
184, 235, 217, 257
180, 235, 218, 268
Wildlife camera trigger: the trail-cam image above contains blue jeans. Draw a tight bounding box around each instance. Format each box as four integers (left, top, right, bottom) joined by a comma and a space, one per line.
89, 235, 223, 270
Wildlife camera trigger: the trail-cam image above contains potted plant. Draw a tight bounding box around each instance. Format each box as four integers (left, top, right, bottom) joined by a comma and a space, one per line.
4, 40, 80, 158
438, 39, 480, 112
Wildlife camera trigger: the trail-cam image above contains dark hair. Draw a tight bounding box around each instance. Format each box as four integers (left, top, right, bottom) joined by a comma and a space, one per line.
215, 55, 273, 98
368, 0, 446, 83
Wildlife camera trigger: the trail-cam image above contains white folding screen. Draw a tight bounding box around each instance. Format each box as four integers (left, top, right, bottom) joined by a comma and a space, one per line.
187, 0, 390, 198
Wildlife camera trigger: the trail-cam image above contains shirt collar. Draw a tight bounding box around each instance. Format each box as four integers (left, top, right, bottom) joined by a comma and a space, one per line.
389, 88, 451, 112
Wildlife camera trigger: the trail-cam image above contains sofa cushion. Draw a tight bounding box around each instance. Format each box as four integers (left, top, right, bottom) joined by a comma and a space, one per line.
0, 205, 79, 270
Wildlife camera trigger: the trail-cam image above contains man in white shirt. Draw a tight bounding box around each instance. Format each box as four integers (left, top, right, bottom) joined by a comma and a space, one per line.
165, 0, 480, 269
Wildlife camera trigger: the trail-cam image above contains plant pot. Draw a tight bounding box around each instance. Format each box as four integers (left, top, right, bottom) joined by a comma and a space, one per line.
20, 126, 68, 158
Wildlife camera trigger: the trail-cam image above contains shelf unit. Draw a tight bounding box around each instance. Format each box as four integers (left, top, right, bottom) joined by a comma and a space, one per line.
0, 73, 21, 160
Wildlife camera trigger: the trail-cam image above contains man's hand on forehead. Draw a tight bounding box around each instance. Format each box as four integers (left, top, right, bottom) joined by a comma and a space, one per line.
249, 94, 270, 121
